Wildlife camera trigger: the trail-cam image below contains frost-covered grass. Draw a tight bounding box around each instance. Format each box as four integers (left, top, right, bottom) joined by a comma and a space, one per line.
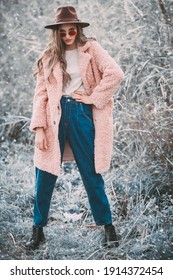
0, 142, 173, 260
0, 0, 173, 259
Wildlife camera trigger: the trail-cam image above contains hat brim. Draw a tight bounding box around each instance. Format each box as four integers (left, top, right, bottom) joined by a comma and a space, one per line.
45, 21, 90, 29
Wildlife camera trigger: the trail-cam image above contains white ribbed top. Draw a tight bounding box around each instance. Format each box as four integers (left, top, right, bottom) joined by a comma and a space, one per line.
62, 49, 86, 96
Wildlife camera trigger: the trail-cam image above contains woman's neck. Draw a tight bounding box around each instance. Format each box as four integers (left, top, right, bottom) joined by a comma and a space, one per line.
65, 42, 77, 51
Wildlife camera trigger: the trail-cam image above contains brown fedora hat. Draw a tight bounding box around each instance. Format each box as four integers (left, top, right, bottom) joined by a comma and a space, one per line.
45, 6, 90, 29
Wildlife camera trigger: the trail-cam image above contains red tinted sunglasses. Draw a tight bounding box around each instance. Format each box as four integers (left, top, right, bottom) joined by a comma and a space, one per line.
60, 30, 77, 38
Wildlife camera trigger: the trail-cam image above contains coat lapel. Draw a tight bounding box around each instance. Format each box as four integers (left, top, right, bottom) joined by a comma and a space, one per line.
52, 61, 63, 87
78, 43, 92, 93
51, 61, 63, 103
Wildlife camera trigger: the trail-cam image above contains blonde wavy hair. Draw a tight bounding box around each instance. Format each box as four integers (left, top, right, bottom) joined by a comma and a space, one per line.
34, 25, 94, 88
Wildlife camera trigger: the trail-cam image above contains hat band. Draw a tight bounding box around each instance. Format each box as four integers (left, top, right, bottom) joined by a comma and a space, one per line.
55, 17, 80, 23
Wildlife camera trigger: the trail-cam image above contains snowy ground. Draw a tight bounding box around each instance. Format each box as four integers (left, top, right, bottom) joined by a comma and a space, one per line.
0, 142, 173, 260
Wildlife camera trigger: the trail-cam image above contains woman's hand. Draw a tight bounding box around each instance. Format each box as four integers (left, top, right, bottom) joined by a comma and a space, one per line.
72, 91, 92, 104
35, 127, 48, 151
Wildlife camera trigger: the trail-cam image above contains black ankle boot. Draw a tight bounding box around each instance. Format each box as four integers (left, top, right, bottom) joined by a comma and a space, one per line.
104, 224, 119, 247
26, 226, 45, 250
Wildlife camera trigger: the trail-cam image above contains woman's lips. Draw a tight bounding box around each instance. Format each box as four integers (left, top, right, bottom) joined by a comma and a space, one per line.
65, 39, 72, 43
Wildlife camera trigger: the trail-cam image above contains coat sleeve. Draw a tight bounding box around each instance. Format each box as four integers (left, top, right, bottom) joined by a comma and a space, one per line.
88, 41, 124, 109
29, 68, 48, 132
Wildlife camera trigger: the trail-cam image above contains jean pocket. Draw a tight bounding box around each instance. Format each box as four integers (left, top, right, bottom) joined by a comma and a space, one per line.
80, 103, 93, 121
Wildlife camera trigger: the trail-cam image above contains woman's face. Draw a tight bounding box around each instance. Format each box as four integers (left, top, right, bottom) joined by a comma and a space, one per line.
59, 23, 77, 50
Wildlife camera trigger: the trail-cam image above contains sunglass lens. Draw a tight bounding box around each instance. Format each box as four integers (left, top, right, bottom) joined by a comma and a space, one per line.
60, 32, 66, 37
69, 30, 77, 36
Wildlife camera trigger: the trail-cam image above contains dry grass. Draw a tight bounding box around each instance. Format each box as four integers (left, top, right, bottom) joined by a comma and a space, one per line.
0, 0, 173, 259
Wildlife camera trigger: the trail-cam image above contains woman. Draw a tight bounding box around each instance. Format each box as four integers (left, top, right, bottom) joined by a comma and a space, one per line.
27, 6, 124, 250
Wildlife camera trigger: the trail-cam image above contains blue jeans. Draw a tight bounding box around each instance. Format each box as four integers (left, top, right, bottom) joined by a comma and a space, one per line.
34, 96, 112, 227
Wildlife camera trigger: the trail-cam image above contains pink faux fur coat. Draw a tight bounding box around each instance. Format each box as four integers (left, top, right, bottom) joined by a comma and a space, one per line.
30, 40, 124, 176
